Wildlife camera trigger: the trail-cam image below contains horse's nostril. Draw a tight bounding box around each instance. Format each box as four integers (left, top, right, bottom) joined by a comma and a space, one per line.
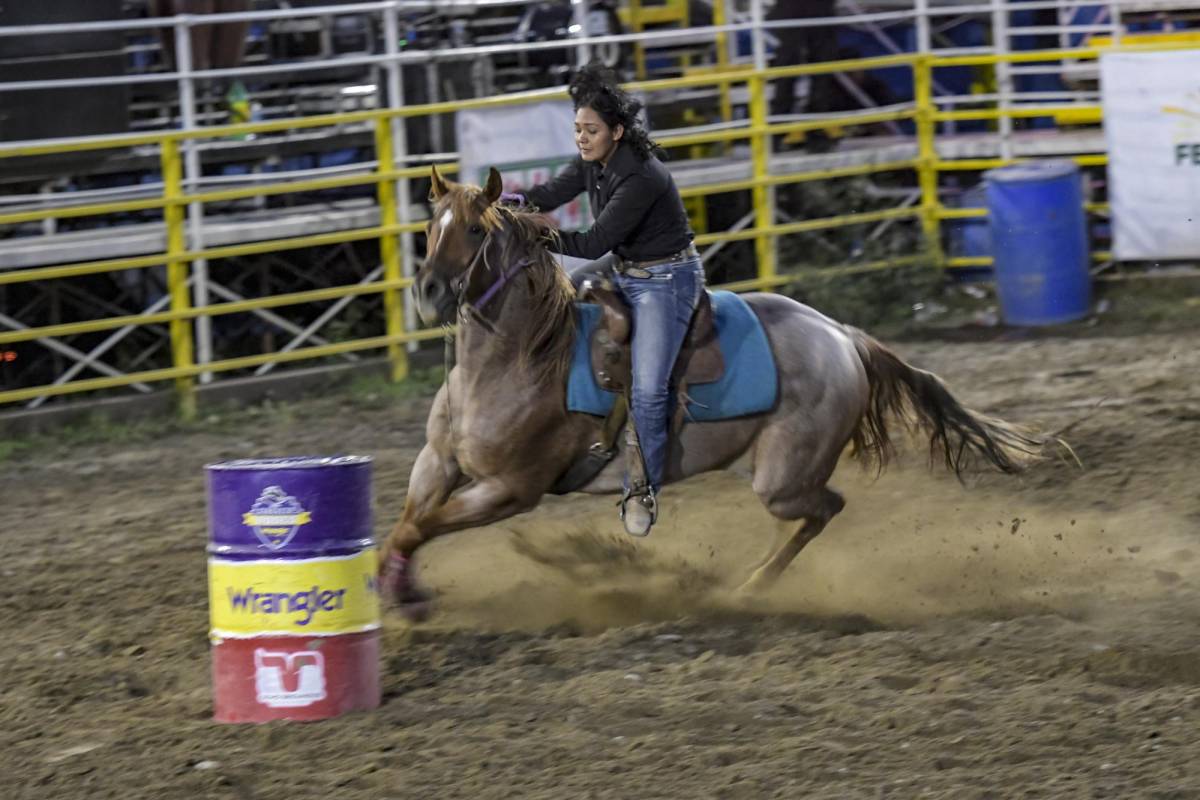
424, 280, 443, 300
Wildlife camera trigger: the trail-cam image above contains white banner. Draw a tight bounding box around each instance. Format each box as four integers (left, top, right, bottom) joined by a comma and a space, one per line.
1101, 51, 1200, 260
455, 100, 590, 232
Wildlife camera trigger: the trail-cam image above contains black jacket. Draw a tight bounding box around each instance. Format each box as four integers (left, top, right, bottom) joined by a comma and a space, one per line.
523, 142, 693, 262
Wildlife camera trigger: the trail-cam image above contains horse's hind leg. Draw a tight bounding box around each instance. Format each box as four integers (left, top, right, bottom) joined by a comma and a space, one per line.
738, 427, 847, 594
737, 488, 844, 594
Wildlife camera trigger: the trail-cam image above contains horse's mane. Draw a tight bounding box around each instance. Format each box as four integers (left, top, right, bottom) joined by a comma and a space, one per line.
454, 188, 577, 386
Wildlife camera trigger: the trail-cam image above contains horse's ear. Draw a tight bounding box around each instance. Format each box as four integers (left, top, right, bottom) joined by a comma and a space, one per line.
430, 164, 449, 201
483, 167, 503, 205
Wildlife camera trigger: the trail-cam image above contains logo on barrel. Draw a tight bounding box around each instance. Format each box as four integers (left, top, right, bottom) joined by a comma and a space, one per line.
254, 648, 326, 708
242, 486, 311, 550
209, 550, 380, 636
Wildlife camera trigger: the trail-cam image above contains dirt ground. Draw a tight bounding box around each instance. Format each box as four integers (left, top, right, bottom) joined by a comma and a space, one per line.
3, 308, 1199, 799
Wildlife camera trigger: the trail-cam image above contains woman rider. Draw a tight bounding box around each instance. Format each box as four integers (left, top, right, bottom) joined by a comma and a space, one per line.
502, 62, 704, 538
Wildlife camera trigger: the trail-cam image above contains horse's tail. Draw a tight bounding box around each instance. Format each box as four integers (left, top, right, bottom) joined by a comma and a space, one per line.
848, 328, 1051, 479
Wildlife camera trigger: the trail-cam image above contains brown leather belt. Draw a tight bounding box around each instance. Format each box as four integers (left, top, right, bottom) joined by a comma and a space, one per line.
616, 245, 700, 278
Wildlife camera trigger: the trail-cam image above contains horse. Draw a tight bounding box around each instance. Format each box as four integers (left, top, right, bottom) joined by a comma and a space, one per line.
378, 165, 1054, 618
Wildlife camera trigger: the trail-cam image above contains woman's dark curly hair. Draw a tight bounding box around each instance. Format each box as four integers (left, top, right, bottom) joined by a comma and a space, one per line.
568, 61, 662, 161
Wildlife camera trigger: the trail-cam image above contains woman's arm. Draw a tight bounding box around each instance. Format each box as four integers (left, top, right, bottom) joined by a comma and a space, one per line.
523, 158, 588, 212
553, 174, 664, 260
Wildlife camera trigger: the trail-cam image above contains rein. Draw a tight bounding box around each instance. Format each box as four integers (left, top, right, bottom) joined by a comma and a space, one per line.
442, 229, 534, 446
450, 231, 534, 330
472, 255, 533, 312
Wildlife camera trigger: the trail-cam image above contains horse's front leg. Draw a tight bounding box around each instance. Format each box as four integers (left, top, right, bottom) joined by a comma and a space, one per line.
379, 441, 461, 608
381, 461, 534, 614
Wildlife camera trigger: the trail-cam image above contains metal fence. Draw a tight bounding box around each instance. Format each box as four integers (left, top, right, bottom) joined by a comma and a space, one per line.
0, 2, 1193, 416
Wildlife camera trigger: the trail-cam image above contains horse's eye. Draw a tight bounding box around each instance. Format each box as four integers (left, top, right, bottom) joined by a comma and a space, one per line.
469, 224, 483, 236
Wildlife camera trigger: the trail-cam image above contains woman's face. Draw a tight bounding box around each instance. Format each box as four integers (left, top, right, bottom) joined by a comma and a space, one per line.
574, 106, 624, 165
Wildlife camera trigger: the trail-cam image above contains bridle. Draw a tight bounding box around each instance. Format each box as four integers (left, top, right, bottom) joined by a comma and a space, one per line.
446, 226, 533, 332
434, 217, 535, 448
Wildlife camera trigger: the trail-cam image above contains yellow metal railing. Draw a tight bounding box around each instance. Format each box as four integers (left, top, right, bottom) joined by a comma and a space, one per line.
374, 117, 407, 384
915, 41, 1195, 273
160, 138, 196, 418
0, 54, 921, 415
620, 0, 691, 79
2, 40, 1194, 414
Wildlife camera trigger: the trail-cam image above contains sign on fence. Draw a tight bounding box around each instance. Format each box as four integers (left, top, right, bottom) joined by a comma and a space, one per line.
456, 100, 591, 232
1101, 50, 1200, 260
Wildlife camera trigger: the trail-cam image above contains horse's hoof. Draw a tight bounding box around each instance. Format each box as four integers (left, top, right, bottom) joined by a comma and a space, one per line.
379, 552, 412, 599
733, 571, 774, 600
397, 599, 434, 623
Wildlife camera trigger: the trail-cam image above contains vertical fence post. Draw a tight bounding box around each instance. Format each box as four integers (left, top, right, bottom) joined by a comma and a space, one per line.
748, 0, 774, 286
630, 0, 646, 79
991, 0, 1014, 161
572, 0, 591, 69
382, 3, 418, 354
173, 13, 213, 385
374, 116, 408, 383
748, 0, 777, 284
914, 0, 931, 53
713, 0, 733, 131
748, 74, 775, 285
161, 138, 196, 419
914, 56, 942, 268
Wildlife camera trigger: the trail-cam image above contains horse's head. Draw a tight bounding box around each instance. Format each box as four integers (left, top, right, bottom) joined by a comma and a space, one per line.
414, 164, 507, 325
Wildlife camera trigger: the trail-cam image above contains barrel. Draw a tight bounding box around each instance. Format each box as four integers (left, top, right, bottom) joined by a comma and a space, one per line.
984, 160, 1092, 326
205, 456, 381, 723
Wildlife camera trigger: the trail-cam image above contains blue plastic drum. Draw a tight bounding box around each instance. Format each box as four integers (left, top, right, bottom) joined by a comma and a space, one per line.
984, 160, 1092, 326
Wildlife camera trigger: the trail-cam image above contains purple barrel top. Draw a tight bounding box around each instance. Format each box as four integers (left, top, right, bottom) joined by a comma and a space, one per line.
206, 456, 374, 560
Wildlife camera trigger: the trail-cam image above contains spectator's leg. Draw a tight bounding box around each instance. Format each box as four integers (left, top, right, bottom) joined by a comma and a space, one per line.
770, 35, 803, 151
211, 0, 251, 70
801, 22, 840, 153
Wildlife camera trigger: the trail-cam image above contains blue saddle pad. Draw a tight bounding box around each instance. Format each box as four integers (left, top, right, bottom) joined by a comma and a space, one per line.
566, 290, 778, 422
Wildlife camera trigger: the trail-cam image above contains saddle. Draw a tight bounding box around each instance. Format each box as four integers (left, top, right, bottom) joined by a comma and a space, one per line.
582, 279, 725, 405
548, 281, 729, 496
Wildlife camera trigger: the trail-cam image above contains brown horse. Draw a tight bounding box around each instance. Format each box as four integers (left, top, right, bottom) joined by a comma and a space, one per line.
379, 165, 1053, 617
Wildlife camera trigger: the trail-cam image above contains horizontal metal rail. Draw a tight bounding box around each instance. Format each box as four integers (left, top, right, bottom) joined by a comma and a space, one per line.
935, 155, 1109, 171
715, 255, 927, 294
0, 279, 411, 346
695, 207, 921, 247
947, 251, 1113, 269
938, 202, 1111, 220
0, 226, 411, 285
0, 166, 458, 226
0, 327, 447, 406
935, 104, 1101, 122
677, 159, 920, 199
0, 15, 761, 94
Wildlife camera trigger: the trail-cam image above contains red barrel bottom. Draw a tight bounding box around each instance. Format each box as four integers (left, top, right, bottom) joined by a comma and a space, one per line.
212, 630, 380, 723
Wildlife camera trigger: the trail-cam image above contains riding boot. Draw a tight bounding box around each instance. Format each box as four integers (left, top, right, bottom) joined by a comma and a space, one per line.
619, 424, 657, 537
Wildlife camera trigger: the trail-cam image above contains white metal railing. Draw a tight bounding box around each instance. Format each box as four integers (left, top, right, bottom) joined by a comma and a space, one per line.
0, 11, 759, 94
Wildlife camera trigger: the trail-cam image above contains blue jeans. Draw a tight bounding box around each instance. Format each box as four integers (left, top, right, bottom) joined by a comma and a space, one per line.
614, 257, 705, 492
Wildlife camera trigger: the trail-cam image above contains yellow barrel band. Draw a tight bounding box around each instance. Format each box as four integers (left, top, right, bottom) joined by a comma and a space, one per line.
209, 550, 380, 637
